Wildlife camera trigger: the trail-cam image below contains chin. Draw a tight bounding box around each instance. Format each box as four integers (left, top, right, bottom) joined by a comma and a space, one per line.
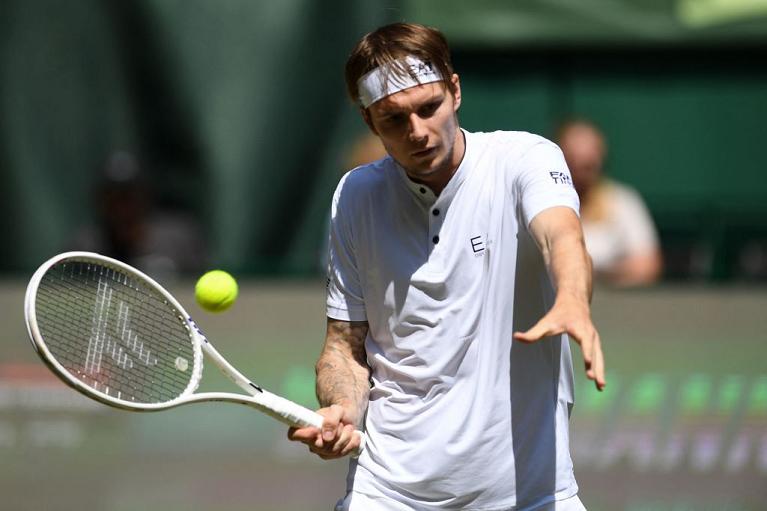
396, 149, 449, 178
406, 163, 439, 179
415, 154, 447, 174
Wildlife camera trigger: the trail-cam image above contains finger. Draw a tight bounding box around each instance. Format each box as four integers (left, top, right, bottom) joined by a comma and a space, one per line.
321, 405, 345, 442
287, 426, 320, 444
310, 429, 338, 453
583, 333, 605, 389
343, 429, 365, 458
310, 434, 345, 460
572, 325, 594, 368
342, 429, 363, 457
592, 334, 606, 391
581, 335, 594, 370
584, 331, 596, 379
513, 319, 560, 343
332, 424, 354, 455
321, 422, 345, 451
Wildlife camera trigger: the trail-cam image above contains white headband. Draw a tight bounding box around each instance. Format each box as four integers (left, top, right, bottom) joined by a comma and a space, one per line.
357, 56, 444, 108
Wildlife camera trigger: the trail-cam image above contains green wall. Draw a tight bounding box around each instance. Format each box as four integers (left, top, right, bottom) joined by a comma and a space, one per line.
1, 2, 765, 279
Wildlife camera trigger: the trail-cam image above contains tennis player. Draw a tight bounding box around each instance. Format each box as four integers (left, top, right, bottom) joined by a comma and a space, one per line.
289, 22, 605, 511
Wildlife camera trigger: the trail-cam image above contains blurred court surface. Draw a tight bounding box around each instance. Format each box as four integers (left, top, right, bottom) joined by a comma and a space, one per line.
1, 280, 766, 511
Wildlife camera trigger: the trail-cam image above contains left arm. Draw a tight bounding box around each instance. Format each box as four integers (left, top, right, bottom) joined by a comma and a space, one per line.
513, 206, 606, 391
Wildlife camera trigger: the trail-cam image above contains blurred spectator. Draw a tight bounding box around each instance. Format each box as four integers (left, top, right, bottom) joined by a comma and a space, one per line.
70, 151, 208, 280
557, 119, 663, 287
343, 131, 388, 170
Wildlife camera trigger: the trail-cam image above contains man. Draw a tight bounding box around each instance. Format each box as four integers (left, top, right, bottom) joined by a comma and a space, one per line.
557, 119, 662, 287
289, 23, 605, 510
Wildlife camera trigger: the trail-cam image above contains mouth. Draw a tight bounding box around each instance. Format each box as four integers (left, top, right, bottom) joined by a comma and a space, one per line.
412, 147, 436, 158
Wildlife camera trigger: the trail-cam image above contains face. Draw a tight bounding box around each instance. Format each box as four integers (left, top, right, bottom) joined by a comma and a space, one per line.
558, 124, 606, 197
364, 75, 463, 186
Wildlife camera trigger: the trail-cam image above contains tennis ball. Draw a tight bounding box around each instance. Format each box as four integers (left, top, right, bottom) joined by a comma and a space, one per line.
195, 270, 238, 313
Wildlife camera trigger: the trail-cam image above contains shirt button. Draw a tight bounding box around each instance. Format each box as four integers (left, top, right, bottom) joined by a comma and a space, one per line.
432, 209, 440, 216
419, 187, 427, 194
432, 235, 439, 244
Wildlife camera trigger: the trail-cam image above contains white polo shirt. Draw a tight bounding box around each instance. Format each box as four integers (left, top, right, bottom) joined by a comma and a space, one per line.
327, 130, 581, 511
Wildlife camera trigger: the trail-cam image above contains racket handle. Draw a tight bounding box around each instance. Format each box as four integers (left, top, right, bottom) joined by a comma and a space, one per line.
262, 391, 366, 457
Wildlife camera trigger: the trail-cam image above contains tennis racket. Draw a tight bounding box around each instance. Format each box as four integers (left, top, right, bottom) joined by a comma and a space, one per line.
24, 251, 365, 454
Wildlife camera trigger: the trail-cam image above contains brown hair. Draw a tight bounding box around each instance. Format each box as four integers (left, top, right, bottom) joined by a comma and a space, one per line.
345, 23, 455, 106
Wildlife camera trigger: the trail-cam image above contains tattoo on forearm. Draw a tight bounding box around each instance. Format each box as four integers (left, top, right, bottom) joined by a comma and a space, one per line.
316, 320, 371, 426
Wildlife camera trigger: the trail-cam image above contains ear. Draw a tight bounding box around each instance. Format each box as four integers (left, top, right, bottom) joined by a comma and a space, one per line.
360, 108, 379, 135
451, 74, 462, 111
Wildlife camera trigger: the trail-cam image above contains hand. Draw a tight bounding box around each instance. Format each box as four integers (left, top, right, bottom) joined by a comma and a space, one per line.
287, 404, 362, 459
513, 293, 606, 391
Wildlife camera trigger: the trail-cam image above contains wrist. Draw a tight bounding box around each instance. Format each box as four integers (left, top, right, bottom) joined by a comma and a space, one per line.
555, 288, 590, 309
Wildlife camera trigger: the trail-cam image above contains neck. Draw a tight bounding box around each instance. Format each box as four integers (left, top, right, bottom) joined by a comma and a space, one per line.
409, 129, 466, 195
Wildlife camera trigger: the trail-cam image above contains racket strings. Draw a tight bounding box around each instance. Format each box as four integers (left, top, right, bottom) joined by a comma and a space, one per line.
35, 261, 199, 404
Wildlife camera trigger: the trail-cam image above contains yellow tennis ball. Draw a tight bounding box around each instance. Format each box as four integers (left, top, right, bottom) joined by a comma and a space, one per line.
195, 270, 238, 313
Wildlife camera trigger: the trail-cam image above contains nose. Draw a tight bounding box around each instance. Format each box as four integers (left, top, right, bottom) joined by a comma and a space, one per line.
407, 113, 428, 144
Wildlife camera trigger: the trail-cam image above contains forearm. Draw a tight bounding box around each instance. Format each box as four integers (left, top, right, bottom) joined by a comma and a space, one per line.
532, 207, 593, 305
315, 319, 371, 427
525, 207, 606, 390
547, 229, 593, 305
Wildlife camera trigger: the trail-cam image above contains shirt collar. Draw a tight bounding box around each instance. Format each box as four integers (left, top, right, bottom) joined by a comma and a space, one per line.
395, 129, 472, 206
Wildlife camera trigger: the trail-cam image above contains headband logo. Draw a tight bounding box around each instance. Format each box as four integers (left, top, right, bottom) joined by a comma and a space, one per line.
357, 56, 444, 108
411, 60, 434, 76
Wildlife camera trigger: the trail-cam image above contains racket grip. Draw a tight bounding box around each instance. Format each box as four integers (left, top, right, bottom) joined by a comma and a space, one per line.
262, 391, 366, 457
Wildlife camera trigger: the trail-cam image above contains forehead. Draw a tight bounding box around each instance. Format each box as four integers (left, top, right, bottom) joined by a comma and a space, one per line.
369, 81, 447, 114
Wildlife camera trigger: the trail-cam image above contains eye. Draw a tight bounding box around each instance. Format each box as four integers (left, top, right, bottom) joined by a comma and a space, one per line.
382, 113, 406, 125
418, 101, 441, 118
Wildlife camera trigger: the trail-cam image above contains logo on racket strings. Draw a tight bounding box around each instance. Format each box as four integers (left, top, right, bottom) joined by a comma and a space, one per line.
85, 279, 159, 374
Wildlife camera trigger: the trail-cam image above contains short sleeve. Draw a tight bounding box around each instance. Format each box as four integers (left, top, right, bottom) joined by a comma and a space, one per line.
325, 175, 367, 321
512, 140, 580, 228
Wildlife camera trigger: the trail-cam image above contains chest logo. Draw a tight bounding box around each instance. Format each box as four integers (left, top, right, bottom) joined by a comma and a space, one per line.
470, 235, 485, 255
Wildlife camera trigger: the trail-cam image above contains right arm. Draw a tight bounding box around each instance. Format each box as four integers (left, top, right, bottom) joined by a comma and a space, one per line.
316, 318, 371, 425
287, 318, 371, 459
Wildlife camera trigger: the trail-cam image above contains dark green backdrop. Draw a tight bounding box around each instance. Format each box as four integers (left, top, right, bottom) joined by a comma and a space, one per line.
0, 0, 396, 275
1, 1, 766, 278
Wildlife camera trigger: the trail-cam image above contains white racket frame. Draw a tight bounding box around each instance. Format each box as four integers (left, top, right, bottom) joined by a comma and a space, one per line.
24, 251, 365, 452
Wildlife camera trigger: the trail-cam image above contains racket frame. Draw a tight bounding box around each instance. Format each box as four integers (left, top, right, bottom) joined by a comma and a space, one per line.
24, 251, 324, 430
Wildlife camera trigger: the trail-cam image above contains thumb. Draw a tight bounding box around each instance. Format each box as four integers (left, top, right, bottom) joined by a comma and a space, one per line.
321, 404, 344, 441
513, 318, 557, 343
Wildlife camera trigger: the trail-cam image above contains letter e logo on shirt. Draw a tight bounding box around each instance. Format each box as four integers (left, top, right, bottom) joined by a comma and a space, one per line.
470, 235, 485, 255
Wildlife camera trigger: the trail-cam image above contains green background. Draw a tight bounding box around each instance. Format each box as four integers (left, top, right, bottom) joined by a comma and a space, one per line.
1, 0, 766, 278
